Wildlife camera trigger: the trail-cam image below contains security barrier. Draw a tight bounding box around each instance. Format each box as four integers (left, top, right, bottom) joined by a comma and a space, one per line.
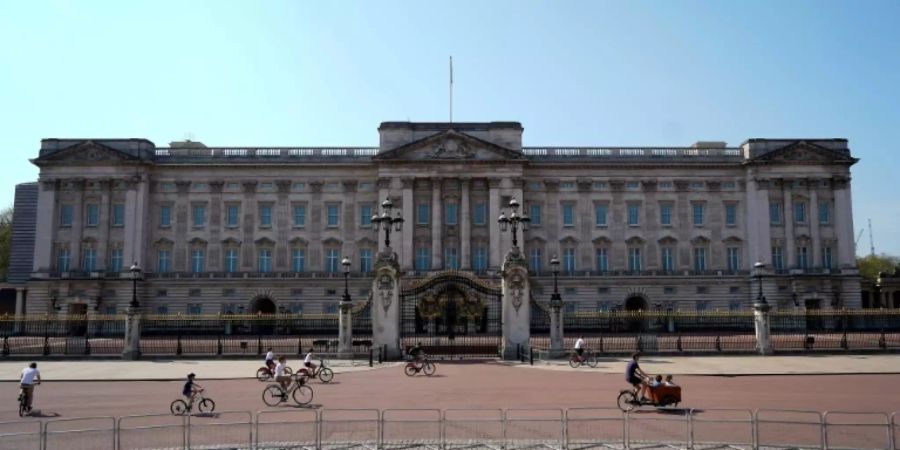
6, 407, 899, 449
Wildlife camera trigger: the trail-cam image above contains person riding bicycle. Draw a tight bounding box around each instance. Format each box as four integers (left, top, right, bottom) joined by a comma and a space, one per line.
182, 373, 203, 405
574, 336, 586, 361
264, 347, 275, 371
274, 355, 292, 390
625, 353, 650, 401
20, 362, 41, 412
408, 342, 425, 364
303, 348, 317, 374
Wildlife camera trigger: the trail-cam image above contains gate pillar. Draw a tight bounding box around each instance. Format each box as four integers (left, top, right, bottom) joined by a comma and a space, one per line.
501, 248, 530, 360
122, 306, 142, 360
372, 250, 402, 359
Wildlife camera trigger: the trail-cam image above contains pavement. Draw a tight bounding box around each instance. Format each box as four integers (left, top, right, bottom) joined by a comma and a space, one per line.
1, 353, 898, 381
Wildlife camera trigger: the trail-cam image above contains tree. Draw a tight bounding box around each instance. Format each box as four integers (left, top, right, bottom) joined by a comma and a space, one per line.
0, 206, 11, 278
856, 254, 899, 281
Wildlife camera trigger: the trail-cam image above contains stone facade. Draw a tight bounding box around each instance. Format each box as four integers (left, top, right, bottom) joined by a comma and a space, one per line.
13, 122, 861, 316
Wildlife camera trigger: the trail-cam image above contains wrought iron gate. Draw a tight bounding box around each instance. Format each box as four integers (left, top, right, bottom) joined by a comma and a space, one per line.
400, 271, 502, 359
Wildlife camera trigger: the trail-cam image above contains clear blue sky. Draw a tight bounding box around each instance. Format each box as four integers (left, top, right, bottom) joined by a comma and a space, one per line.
2, 1, 899, 255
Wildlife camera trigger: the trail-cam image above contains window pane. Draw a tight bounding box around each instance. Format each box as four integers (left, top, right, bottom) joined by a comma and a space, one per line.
60, 205, 73, 227
86, 204, 99, 226
360, 249, 373, 272
112, 204, 125, 226
529, 248, 542, 272
596, 248, 608, 271
563, 248, 576, 272
473, 203, 486, 225
293, 205, 306, 226
769, 202, 781, 224
417, 204, 429, 225
595, 205, 607, 226
628, 205, 640, 226
660, 205, 672, 226
794, 202, 806, 223
292, 249, 305, 272
563, 205, 574, 226
226, 205, 239, 227
160, 206, 171, 227
725, 204, 737, 226
327, 205, 339, 227
446, 204, 458, 225
260, 206, 272, 226
360, 205, 372, 226
819, 202, 830, 224
530, 205, 541, 226
693, 204, 704, 225
193, 206, 205, 227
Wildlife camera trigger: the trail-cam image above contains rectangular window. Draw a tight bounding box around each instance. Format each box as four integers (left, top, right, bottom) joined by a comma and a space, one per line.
293, 205, 306, 227
563, 248, 576, 273
86, 204, 99, 226
60, 205, 74, 227
160, 206, 171, 227
156, 306, 169, 314
360, 249, 373, 273
725, 204, 737, 226
473, 247, 488, 272
595, 248, 608, 272
661, 247, 674, 271
193, 205, 206, 227
794, 201, 807, 223
693, 247, 707, 271
628, 248, 642, 271
729, 301, 742, 312
226, 205, 239, 227
660, 204, 672, 226
191, 249, 205, 273
326, 204, 339, 227
770, 202, 782, 225
57, 248, 70, 272
259, 205, 273, 227
112, 204, 125, 227
696, 301, 709, 311
797, 246, 809, 269
82, 248, 96, 272
157, 249, 170, 273
727, 247, 741, 271
326, 249, 339, 273
562, 204, 575, 226
819, 201, 830, 224
415, 247, 430, 271
771, 246, 784, 270
109, 248, 123, 272
529, 248, 542, 272
692, 203, 705, 226
188, 304, 202, 315
627, 204, 640, 226
417, 204, 430, 225
445, 247, 459, 269
446, 204, 458, 225
822, 246, 833, 269
473, 203, 487, 225
292, 249, 305, 272
529, 204, 541, 226
225, 249, 239, 273
595, 205, 608, 227
258, 249, 272, 272
360, 205, 373, 226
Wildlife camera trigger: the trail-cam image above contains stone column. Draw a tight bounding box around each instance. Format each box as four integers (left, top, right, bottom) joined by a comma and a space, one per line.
122, 306, 142, 360
488, 178, 503, 268
431, 178, 443, 269
14, 288, 25, 332
33, 180, 58, 272
745, 176, 771, 270
832, 176, 855, 268
71, 179, 86, 271
809, 181, 821, 267
753, 300, 773, 355
97, 179, 112, 271
549, 302, 564, 357
782, 180, 796, 268
338, 300, 353, 355
460, 178, 471, 270
400, 178, 415, 271
501, 249, 530, 360
372, 251, 402, 359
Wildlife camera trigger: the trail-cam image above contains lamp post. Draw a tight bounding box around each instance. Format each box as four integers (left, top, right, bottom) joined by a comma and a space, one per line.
752, 261, 773, 355
753, 261, 767, 308
549, 255, 563, 354
550, 256, 562, 307
498, 198, 530, 249
372, 198, 404, 248
341, 257, 352, 304
339, 257, 353, 354
129, 262, 142, 309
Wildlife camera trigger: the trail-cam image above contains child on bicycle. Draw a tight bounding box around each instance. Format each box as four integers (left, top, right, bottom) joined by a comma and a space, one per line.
275, 356, 292, 390
408, 342, 425, 363
264, 347, 275, 371
182, 373, 203, 404
574, 336, 585, 360
303, 348, 317, 374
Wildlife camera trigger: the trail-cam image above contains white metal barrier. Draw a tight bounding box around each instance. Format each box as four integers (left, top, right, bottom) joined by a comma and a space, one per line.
823, 411, 891, 450
255, 409, 318, 450
443, 408, 504, 449
380, 408, 441, 449
117, 413, 187, 450
42, 416, 116, 450
755, 409, 824, 449
689, 408, 754, 450
0, 418, 42, 450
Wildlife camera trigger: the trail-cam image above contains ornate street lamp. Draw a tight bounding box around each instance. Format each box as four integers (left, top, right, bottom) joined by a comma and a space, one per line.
341, 257, 352, 304
549, 255, 562, 308
753, 261, 767, 308
129, 262, 142, 309
372, 198, 404, 248
498, 197, 530, 249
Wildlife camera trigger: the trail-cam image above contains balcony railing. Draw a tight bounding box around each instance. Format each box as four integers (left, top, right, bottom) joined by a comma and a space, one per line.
153, 147, 379, 162
521, 147, 744, 160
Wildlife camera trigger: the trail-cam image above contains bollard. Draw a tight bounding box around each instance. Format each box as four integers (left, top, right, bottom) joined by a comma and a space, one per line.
217, 336, 223, 356
369, 347, 374, 367
529, 346, 534, 366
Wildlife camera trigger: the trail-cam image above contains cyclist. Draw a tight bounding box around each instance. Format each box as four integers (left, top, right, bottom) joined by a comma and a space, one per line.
303, 348, 317, 374
264, 347, 275, 371
182, 373, 203, 405
20, 362, 41, 413
274, 356, 292, 390
625, 353, 650, 400
408, 342, 425, 365
573, 335, 586, 362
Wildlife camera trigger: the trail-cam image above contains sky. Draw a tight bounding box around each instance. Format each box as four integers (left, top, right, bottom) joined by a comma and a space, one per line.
1, 1, 899, 255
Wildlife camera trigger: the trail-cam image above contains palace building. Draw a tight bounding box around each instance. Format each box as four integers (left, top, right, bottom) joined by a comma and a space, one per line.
4, 121, 862, 317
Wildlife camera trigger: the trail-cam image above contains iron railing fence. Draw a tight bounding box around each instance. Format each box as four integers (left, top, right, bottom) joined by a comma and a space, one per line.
2, 407, 897, 450
0, 315, 126, 356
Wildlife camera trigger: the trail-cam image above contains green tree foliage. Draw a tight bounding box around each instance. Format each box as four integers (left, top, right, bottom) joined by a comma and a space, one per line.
0, 206, 11, 278
856, 253, 899, 281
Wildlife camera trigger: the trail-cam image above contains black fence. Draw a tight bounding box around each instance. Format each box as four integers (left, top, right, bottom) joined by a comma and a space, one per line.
0, 315, 126, 356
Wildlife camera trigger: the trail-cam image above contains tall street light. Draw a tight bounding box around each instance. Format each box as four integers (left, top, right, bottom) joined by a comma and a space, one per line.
753, 261, 767, 307
341, 257, 352, 303
549, 255, 562, 308
372, 198, 404, 248
498, 197, 530, 249
129, 262, 142, 309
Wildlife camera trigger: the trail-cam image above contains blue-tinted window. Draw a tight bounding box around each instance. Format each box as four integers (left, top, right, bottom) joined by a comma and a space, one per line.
529, 248, 541, 272
226, 205, 239, 227
193, 205, 205, 227
327, 204, 340, 227
157, 249, 170, 273
360, 205, 373, 226
627, 204, 640, 226
693, 203, 704, 226
660, 204, 672, 226
326, 249, 339, 272
258, 248, 272, 272
225, 249, 239, 273
57, 248, 70, 272
562, 204, 575, 226
769, 202, 782, 225
794, 201, 806, 223
472, 247, 488, 272
446, 204, 458, 225
529, 204, 541, 226
293, 205, 306, 227
292, 249, 305, 272
818, 202, 830, 224
417, 204, 430, 225
191, 249, 205, 273
109, 248, 123, 272
259, 205, 272, 227
82, 248, 96, 271
60, 205, 74, 227
595, 248, 608, 271
563, 248, 576, 273
360, 249, 373, 273
473, 203, 486, 225
160, 206, 171, 227
415, 247, 430, 271
86, 204, 99, 226
595, 205, 607, 226
725, 204, 737, 226
661, 247, 674, 271
112, 204, 125, 226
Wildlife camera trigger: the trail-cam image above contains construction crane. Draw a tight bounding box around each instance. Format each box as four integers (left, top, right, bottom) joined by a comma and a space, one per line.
855, 229, 865, 255
868, 218, 875, 256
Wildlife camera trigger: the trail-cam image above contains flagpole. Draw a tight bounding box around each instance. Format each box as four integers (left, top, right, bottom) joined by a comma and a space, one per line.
449, 56, 453, 123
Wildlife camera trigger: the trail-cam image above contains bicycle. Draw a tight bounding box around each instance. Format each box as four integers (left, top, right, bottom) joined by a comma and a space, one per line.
262, 375, 314, 407
404, 356, 436, 376
297, 359, 334, 383
256, 364, 293, 382
170, 389, 216, 415
568, 350, 598, 368
17, 382, 39, 417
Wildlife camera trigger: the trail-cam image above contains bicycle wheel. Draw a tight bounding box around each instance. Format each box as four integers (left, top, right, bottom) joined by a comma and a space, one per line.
568, 357, 581, 368
18, 392, 26, 417
256, 368, 271, 382
262, 385, 286, 407
170, 399, 189, 415
586, 354, 598, 368
404, 364, 417, 376
198, 397, 216, 413
318, 367, 334, 383
617, 391, 637, 412
292, 385, 314, 405
423, 362, 436, 376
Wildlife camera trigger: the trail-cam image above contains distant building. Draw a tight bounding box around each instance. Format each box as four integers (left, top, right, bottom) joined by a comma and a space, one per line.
7, 121, 861, 315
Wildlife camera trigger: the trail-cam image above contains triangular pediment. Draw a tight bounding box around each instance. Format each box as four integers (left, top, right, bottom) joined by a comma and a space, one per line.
754, 141, 857, 165
374, 129, 524, 161
34, 141, 139, 164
